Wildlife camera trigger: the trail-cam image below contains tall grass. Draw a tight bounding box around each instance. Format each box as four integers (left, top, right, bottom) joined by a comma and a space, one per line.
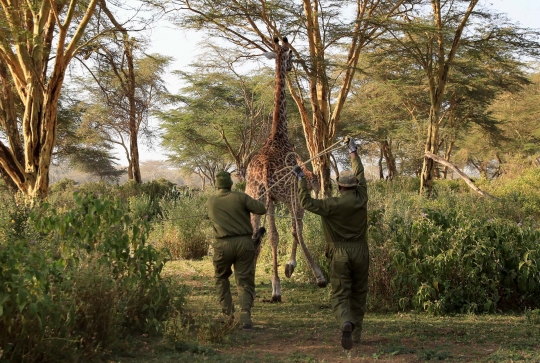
150, 193, 210, 260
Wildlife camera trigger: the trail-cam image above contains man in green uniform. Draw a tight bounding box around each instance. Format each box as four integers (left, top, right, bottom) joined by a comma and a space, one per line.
292, 137, 369, 350
207, 171, 267, 330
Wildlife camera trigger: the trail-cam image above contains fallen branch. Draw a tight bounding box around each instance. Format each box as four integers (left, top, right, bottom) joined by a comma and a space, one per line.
425, 152, 496, 199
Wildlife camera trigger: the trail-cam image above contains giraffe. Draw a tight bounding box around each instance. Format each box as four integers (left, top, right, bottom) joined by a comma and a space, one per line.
245, 37, 327, 302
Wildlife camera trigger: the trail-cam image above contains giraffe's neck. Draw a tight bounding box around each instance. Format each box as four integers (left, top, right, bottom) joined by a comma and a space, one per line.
269, 49, 289, 141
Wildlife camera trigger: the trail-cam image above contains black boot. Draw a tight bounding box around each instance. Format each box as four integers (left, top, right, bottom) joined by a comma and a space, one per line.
341, 321, 353, 350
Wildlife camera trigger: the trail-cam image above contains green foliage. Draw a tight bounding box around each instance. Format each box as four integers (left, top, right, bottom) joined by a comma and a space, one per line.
33, 193, 173, 329
0, 192, 181, 362
490, 72, 540, 161
4, 169, 540, 362
127, 178, 181, 221
150, 193, 210, 260
49, 178, 78, 194
367, 175, 540, 314
68, 147, 126, 182
164, 309, 236, 346
525, 308, 540, 326
233, 181, 246, 192
416, 348, 452, 361
159, 64, 275, 180
0, 197, 39, 244
493, 168, 540, 217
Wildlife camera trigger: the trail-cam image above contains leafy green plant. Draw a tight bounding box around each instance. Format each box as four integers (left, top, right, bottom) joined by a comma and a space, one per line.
366, 176, 540, 314
152, 195, 210, 260
34, 192, 173, 330
0, 192, 183, 362
525, 308, 540, 325
417, 348, 452, 361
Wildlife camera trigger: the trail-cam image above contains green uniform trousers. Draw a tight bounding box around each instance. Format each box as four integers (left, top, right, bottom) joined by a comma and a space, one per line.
328, 242, 370, 333
212, 235, 255, 315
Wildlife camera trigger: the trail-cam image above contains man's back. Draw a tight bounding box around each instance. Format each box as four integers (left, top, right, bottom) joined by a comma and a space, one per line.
298, 153, 368, 243
207, 189, 266, 239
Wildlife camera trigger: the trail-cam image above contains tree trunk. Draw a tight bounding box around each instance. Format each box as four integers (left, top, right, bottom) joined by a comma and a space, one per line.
0, 0, 100, 199
443, 139, 454, 179
126, 39, 142, 183
420, 0, 478, 196
378, 145, 384, 179
421, 101, 442, 196
382, 140, 397, 180
101, 3, 142, 183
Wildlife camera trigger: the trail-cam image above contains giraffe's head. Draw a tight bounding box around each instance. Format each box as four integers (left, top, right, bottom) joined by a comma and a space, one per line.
274, 37, 293, 72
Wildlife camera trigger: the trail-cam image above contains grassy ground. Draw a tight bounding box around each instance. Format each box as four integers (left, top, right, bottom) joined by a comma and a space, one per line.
107, 258, 540, 363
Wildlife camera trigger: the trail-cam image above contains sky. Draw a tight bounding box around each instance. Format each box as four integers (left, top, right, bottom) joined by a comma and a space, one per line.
129, 0, 540, 165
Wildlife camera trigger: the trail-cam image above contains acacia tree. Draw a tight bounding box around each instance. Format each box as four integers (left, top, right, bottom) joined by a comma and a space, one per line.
69, 146, 125, 182
163, 0, 415, 194
341, 71, 420, 178
348, 14, 533, 179
162, 137, 233, 189
377, 0, 540, 193
76, 49, 170, 182
463, 71, 540, 174
0, 0, 100, 198
159, 50, 275, 182
75, 1, 169, 183
411, 0, 479, 195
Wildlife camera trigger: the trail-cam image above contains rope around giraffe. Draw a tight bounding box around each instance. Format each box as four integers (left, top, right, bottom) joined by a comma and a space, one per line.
258, 133, 363, 228
151, 134, 361, 225
258, 133, 362, 201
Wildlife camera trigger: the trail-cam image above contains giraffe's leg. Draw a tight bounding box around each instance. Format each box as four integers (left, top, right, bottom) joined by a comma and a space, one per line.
267, 201, 282, 302
284, 204, 298, 278
292, 206, 327, 288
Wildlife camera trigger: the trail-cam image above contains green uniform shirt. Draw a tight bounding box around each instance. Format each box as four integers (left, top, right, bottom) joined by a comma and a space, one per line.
298, 154, 368, 243
207, 189, 267, 239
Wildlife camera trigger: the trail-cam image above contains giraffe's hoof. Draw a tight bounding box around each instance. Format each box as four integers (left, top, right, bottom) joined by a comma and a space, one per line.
271, 295, 282, 303
284, 263, 295, 278
317, 280, 327, 288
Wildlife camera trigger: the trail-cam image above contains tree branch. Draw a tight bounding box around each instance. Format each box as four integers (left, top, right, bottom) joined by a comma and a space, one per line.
425, 151, 495, 198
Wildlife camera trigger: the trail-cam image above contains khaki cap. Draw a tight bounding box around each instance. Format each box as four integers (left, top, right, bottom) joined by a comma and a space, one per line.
337, 170, 357, 187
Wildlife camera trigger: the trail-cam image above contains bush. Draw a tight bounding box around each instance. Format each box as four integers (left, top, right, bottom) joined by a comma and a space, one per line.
0, 192, 181, 362
150, 193, 210, 260
366, 176, 540, 314
49, 178, 78, 193
164, 309, 236, 346
494, 168, 540, 218
0, 197, 39, 245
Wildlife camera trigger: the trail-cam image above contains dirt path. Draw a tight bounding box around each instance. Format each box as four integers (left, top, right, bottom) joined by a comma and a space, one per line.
112, 259, 540, 363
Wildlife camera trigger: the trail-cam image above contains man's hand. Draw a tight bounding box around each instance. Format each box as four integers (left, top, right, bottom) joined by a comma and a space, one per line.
344, 136, 357, 153
292, 166, 305, 180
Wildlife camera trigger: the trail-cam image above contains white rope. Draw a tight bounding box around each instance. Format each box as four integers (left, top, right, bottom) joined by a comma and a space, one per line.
257, 139, 346, 201
255, 133, 363, 228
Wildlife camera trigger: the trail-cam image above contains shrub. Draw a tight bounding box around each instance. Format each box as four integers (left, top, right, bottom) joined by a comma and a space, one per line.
366, 177, 540, 314
0, 192, 181, 362
35, 193, 174, 331
494, 168, 540, 218
150, 194, 210, 260
49, 178, 78, 193
164, 310, 236, 345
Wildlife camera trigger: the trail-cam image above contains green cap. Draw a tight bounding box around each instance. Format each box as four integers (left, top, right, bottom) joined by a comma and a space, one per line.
337, 170, 357, 187
215, 171, 233, 189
